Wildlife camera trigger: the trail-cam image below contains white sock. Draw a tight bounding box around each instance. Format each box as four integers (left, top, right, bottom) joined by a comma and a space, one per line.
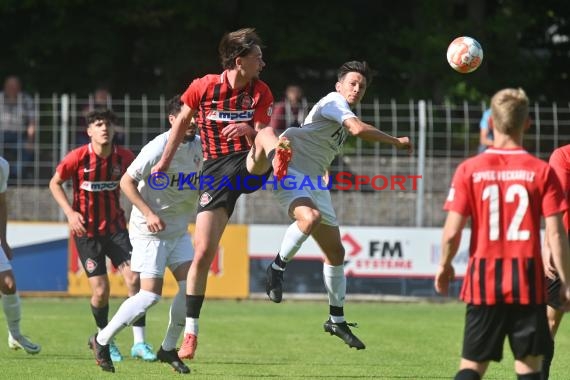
273, 222, 309, 267
330, 315, 345, 324
132, 326, 145, 345
2, 293, 21, 338
323, 263, 346, 308
161, 281, 186, 351
184, 317, 199, 336
97, 290, 160, 346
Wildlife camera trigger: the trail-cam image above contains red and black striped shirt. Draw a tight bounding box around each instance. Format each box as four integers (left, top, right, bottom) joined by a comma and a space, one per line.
181, 71, 274, 160
56, 144, 135, 237
444, 148, 567, 305
549, 144, 570, 232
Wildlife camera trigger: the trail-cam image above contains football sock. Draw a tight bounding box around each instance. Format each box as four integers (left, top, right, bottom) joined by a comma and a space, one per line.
133, 314, 146, 326
185, 295, 204, 335
273, 222, 309, 268
97, 290, 160, 346
454, 369, 481, 380
91, 304, 109, 330
186, 295, 204, 318
329, 306, 345, 324
162, 281, 186, 351
2, 293, 21, 337
323, 263, 346, 321
132, 314, 146, 344
132, 326, 145, 345
517, 373, 540, 380
541, 334, 554, 380
272, 254, 287, 271
185, 317, 199, 336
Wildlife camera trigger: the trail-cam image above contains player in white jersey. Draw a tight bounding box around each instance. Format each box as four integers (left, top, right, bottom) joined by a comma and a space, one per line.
266, 61, 412, 349
0, 157, 41, 354
89, 96, 202, 374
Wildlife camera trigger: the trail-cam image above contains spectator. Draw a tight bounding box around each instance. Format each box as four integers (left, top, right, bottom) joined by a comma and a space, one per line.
478, 108, 493, 153
269, 84, 307, 133
0, 76, 36, 180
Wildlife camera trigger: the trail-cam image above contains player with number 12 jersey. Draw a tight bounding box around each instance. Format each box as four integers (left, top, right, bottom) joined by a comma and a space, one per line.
444, 148, 567, 305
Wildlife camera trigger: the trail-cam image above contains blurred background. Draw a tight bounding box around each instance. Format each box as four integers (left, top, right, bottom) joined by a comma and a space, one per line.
2, 0, 570, 101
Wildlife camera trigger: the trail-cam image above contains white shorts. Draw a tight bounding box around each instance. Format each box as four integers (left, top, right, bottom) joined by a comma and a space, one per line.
130, 233, 194, 279
0, 247, 12, 272
274, 167, 338, 226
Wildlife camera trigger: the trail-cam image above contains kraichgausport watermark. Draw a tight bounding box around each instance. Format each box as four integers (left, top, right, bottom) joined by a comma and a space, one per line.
147, 171, 422, 191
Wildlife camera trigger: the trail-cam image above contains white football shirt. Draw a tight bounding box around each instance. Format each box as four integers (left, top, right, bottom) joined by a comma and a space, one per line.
127, 130, 203, 239
282, 92, 356, 176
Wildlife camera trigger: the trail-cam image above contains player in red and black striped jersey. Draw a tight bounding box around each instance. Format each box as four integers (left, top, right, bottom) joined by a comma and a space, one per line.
540, 144, 570, 379
53, 143, 133, 238
181, 71, 273, 160
151, 27, 291, 361
435, 88, 570, 380
50, 109, 153, 370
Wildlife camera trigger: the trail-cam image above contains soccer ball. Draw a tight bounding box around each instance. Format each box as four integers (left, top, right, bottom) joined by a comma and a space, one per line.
446, 36, 483, 73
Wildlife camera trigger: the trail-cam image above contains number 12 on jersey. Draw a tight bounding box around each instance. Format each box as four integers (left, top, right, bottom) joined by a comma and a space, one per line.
482, 184, 530, 241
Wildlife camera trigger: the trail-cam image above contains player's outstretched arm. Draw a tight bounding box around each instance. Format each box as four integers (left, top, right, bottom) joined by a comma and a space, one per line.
343, 117, 413, 154
152, 104, 195, 173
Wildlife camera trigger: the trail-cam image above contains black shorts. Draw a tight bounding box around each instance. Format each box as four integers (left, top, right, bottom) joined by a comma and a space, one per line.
197, 151, 271, 217
461, 303, 549, 362
74, 230, 132, 278
546, 276, 562, 310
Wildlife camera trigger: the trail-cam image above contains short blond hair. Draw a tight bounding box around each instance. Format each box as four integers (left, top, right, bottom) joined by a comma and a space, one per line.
490, 88, 529, 135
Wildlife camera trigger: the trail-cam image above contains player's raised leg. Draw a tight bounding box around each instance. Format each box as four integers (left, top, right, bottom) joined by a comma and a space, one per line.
246, 127, 291, 180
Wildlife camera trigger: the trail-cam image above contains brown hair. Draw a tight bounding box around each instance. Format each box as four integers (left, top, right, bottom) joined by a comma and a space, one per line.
218, 28, 263, 69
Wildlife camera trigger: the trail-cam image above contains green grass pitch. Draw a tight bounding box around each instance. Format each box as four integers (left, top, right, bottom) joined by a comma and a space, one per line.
1, 298, 569, 379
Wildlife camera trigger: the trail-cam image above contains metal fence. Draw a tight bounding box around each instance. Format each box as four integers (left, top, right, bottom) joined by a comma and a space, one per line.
3, 94, 570, 226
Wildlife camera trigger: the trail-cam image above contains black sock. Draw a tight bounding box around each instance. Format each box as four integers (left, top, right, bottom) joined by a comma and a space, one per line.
91, 304, 109, 330
541, 334, 555, 380
132, 314, 146, 327
274, 253, 287, 270
330, 305, 344, 319
454, 368, 481, 380
186, 295, 205, 318
517, 373, 541, 380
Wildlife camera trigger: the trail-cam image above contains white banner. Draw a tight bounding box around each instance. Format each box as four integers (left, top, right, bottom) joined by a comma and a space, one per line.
7, 222, 68, 248
248, 225, 471, 278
